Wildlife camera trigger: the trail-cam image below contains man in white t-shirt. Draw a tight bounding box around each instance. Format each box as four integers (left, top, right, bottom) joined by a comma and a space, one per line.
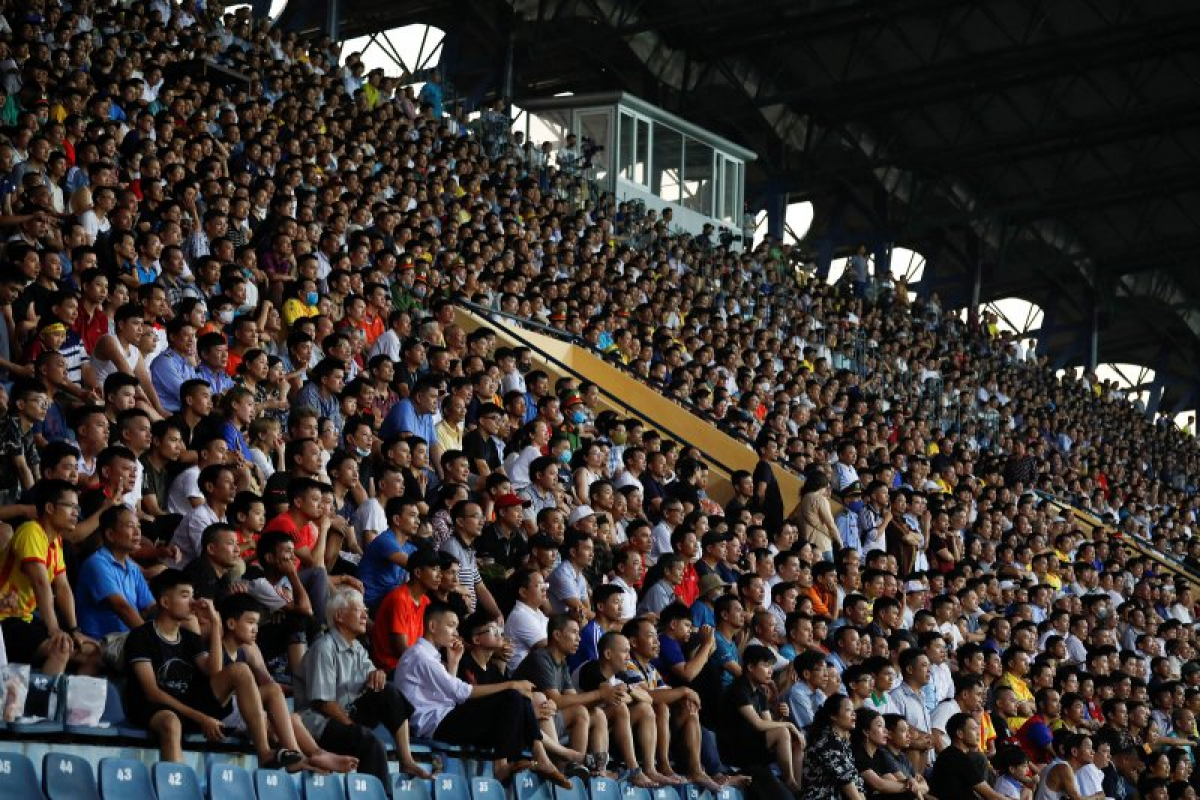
504, 568, 550, 673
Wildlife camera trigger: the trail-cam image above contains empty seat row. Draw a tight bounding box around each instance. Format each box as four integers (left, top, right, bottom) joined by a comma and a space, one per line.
0, 752, 391, 800
0, 750, 747, 800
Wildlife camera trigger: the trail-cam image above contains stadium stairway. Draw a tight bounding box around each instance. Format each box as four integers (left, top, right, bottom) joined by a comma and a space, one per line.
453, 303, 804, 516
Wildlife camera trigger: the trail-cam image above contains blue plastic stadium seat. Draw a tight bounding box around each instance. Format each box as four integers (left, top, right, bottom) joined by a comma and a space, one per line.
43, 753, 100, 800
98, 757, 156, 800
346, 773, 391, 800
716, 788, 743, 800
515, 771, 552, 800
650, 787, 676, 800
208, 762, 255, 800
556, 776, 588, 800
590, 776, 619, 800
433, 772, 472, 800
15, 674, 65, 736
394, 775, 434, 800
0, 751, 46, 799
472, 777, 505, 800
681, 786, 713, 800
441, 756, 468, 778
619, 787, 650, 800
66, 679, 125, 739
256, 768, 301, 800
301, 771, 344, 800
153, 762, 203, 800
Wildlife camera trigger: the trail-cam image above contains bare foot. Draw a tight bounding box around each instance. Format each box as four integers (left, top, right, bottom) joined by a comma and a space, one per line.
718, 774, 753, 788
306, 751, 357, 774
688, 773, 723, 792
402, 761, 433, 779
496, 760, 534, 782
533, 763, 572, 790
628, 771, 657, 789
645, 770, 678, 786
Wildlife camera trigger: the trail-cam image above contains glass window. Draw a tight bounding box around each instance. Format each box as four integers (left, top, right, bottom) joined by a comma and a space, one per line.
577, 110, 611, 186
651, 124, 683, 203
635, 118, 649, 184
681, 137, 715, 216
722, 158, 741, 224
618, 113, 635, 182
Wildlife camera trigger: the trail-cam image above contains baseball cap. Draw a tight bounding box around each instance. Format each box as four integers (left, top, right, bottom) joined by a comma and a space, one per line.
903, 580, 927, 593
698, 574, 730, 596
568, 505, 596, 525
842, 481, 864, 497
495, 493, 531, 510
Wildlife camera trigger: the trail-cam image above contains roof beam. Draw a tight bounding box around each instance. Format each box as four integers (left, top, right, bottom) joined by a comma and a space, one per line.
754, 10, 1200, 118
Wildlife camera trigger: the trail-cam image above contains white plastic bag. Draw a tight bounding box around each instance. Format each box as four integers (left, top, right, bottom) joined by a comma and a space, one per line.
0, 663, 28, 722
65, 675, 107, 727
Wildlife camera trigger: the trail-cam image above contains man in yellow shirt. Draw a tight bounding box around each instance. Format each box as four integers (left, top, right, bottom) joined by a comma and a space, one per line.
0, 479, 101, 675
995, 647, 1037, 731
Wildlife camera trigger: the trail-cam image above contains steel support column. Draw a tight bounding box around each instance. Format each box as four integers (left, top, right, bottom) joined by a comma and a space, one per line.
1087, 303, 1100, 373
326, 0, 339, 43
765, 191, 787, 243
1146, 375, 1166, 418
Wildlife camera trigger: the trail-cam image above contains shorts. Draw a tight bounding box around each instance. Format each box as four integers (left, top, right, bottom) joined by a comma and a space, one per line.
1, 616, 50, 665
126, 685, 231, 730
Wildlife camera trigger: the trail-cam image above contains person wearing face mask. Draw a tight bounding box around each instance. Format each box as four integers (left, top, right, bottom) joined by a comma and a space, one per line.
837, 481, 866, 555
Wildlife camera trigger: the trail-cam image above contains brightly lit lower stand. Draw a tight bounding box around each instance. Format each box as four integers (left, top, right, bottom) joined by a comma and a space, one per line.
519, 91, 755, 241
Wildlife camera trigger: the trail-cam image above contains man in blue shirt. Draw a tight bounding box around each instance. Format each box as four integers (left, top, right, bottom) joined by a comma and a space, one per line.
150, 318, 201, 413
358, 498, 422, 613
76, 505, 156, 639
709, 594, 745, 689
380, 376, 438, 442
292, 357, 346, 437
787, 649, 828, 729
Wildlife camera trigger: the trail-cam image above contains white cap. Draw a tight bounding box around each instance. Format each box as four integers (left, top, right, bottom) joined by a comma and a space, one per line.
568, 505, 596, 525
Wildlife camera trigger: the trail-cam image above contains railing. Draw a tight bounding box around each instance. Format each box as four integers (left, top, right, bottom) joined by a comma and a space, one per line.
455, 300, 751, 483
1034, 491, 1200, 591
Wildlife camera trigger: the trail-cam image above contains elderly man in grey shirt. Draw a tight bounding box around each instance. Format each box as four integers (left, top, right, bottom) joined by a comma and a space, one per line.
295, 587, 430, 786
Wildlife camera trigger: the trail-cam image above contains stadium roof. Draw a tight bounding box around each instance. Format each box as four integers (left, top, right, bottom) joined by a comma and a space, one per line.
278, 0, 1200, 410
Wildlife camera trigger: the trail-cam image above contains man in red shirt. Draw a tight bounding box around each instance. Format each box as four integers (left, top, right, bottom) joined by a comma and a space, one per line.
672, 528, 701, 606
261, 477, 363, 624
371, 548, 441, 671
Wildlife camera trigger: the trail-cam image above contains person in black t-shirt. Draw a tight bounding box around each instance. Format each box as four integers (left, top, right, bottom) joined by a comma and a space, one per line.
717, 644, 805, 793
124, 568, 303, 769
463, 402, 504, 477
457, 612, 512, 686
929, 713, 997, 800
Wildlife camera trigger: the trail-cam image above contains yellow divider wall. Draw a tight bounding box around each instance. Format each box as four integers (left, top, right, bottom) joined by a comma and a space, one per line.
455, 307, 803, 515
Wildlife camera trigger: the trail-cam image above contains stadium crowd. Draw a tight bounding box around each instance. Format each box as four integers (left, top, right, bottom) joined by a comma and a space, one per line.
3, 2, 1200, 799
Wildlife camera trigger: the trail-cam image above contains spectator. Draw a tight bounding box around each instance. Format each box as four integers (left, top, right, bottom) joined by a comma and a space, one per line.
395, 601, 572, 788
440, 500, 501, 617
514, 613, 613, 768
294, 586, 429, 785
358, 498, 421, 613
0, 478, 99, 674
928, 713, 1006, 800
183, 522, 243, 602
370, 547, 441, 671
549, 529, 594, 619
505, 568, 551, 672
75, 504, 156, 639
170, 463, 237, 566
799, 694, 867, 800
717, 644, 806, 794
124, 568, 304, 769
